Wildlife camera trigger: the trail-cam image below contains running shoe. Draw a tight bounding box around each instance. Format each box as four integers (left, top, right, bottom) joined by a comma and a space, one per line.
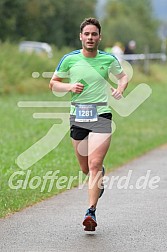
83, 206, 97, 231
99, 166, 105, 198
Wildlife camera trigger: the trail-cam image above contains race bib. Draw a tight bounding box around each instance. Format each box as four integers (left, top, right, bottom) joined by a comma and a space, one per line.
75, 104, 98, 122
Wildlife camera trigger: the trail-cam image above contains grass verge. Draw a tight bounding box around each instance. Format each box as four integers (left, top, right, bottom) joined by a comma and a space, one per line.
0, 62, 167, 218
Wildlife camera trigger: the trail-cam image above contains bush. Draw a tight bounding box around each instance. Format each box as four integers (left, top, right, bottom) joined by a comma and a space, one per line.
0, 42, 71, 94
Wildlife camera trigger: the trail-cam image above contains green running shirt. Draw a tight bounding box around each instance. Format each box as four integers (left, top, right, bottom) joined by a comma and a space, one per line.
55, 49, 123, 115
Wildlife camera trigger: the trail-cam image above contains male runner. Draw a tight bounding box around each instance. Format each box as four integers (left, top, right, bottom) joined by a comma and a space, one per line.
49, 17, 128, 231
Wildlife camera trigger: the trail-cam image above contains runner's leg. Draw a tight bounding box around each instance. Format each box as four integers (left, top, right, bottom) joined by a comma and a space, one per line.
71, 138, 89, 175
88, 132, 111, 208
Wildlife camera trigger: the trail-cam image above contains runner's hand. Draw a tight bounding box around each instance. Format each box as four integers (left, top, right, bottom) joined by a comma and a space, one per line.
111, 87, 123, 100
70, 83, 84, 93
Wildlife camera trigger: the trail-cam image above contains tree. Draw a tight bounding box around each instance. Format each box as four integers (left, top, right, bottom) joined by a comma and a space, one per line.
101, 0, 161, 52
0, 0, 23, 41
0, 0, 96, 48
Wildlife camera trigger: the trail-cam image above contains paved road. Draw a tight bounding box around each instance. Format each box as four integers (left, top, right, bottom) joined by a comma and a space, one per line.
0, 145, 167, 252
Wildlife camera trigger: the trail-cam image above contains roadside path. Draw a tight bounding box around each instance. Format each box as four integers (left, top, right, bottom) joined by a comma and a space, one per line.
0, 145, 167, 252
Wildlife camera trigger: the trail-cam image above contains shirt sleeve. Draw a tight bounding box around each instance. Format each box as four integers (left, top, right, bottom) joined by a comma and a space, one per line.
54, 55, 70, 78
108, 57, 123, 75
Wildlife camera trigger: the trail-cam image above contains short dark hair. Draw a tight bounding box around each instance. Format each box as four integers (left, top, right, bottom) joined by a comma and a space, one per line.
80, 17, 101, 34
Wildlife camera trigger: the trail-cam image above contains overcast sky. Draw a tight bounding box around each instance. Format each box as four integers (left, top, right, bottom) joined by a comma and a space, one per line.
96, 0, 167, 22
152, 0, 167, 21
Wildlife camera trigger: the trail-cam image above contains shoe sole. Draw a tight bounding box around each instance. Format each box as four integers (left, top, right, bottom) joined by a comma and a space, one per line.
102, 166, 105, 177
83, 216, 97, 231
99, 166, 105, 198
99, 186, 104, 198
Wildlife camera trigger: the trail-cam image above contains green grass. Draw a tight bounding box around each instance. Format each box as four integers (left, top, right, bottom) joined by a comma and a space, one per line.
106, 63, 167, 165
1, 80, 167, 218
0, 46, 167, 218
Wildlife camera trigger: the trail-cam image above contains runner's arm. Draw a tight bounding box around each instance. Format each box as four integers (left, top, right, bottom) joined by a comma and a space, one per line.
49, 74, 84, 94
111, 71, 128, 99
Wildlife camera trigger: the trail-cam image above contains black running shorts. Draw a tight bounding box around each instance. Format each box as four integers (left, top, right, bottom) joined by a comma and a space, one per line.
70, 113, 112, 140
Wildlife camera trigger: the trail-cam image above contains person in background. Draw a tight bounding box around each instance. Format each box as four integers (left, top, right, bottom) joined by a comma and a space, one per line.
111, 42, 124, 62
124, 40, 136, 63
124, 40, 136, 54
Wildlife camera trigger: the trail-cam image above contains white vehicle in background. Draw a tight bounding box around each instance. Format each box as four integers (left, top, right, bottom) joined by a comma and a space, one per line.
19, 41, 53, 58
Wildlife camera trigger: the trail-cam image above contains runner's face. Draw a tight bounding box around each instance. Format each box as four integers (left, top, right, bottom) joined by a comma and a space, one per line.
80, 25, 101, 52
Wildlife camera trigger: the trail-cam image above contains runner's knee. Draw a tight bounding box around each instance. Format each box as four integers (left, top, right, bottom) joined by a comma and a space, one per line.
80, 164, 89, 175
88, 158, 102, 173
